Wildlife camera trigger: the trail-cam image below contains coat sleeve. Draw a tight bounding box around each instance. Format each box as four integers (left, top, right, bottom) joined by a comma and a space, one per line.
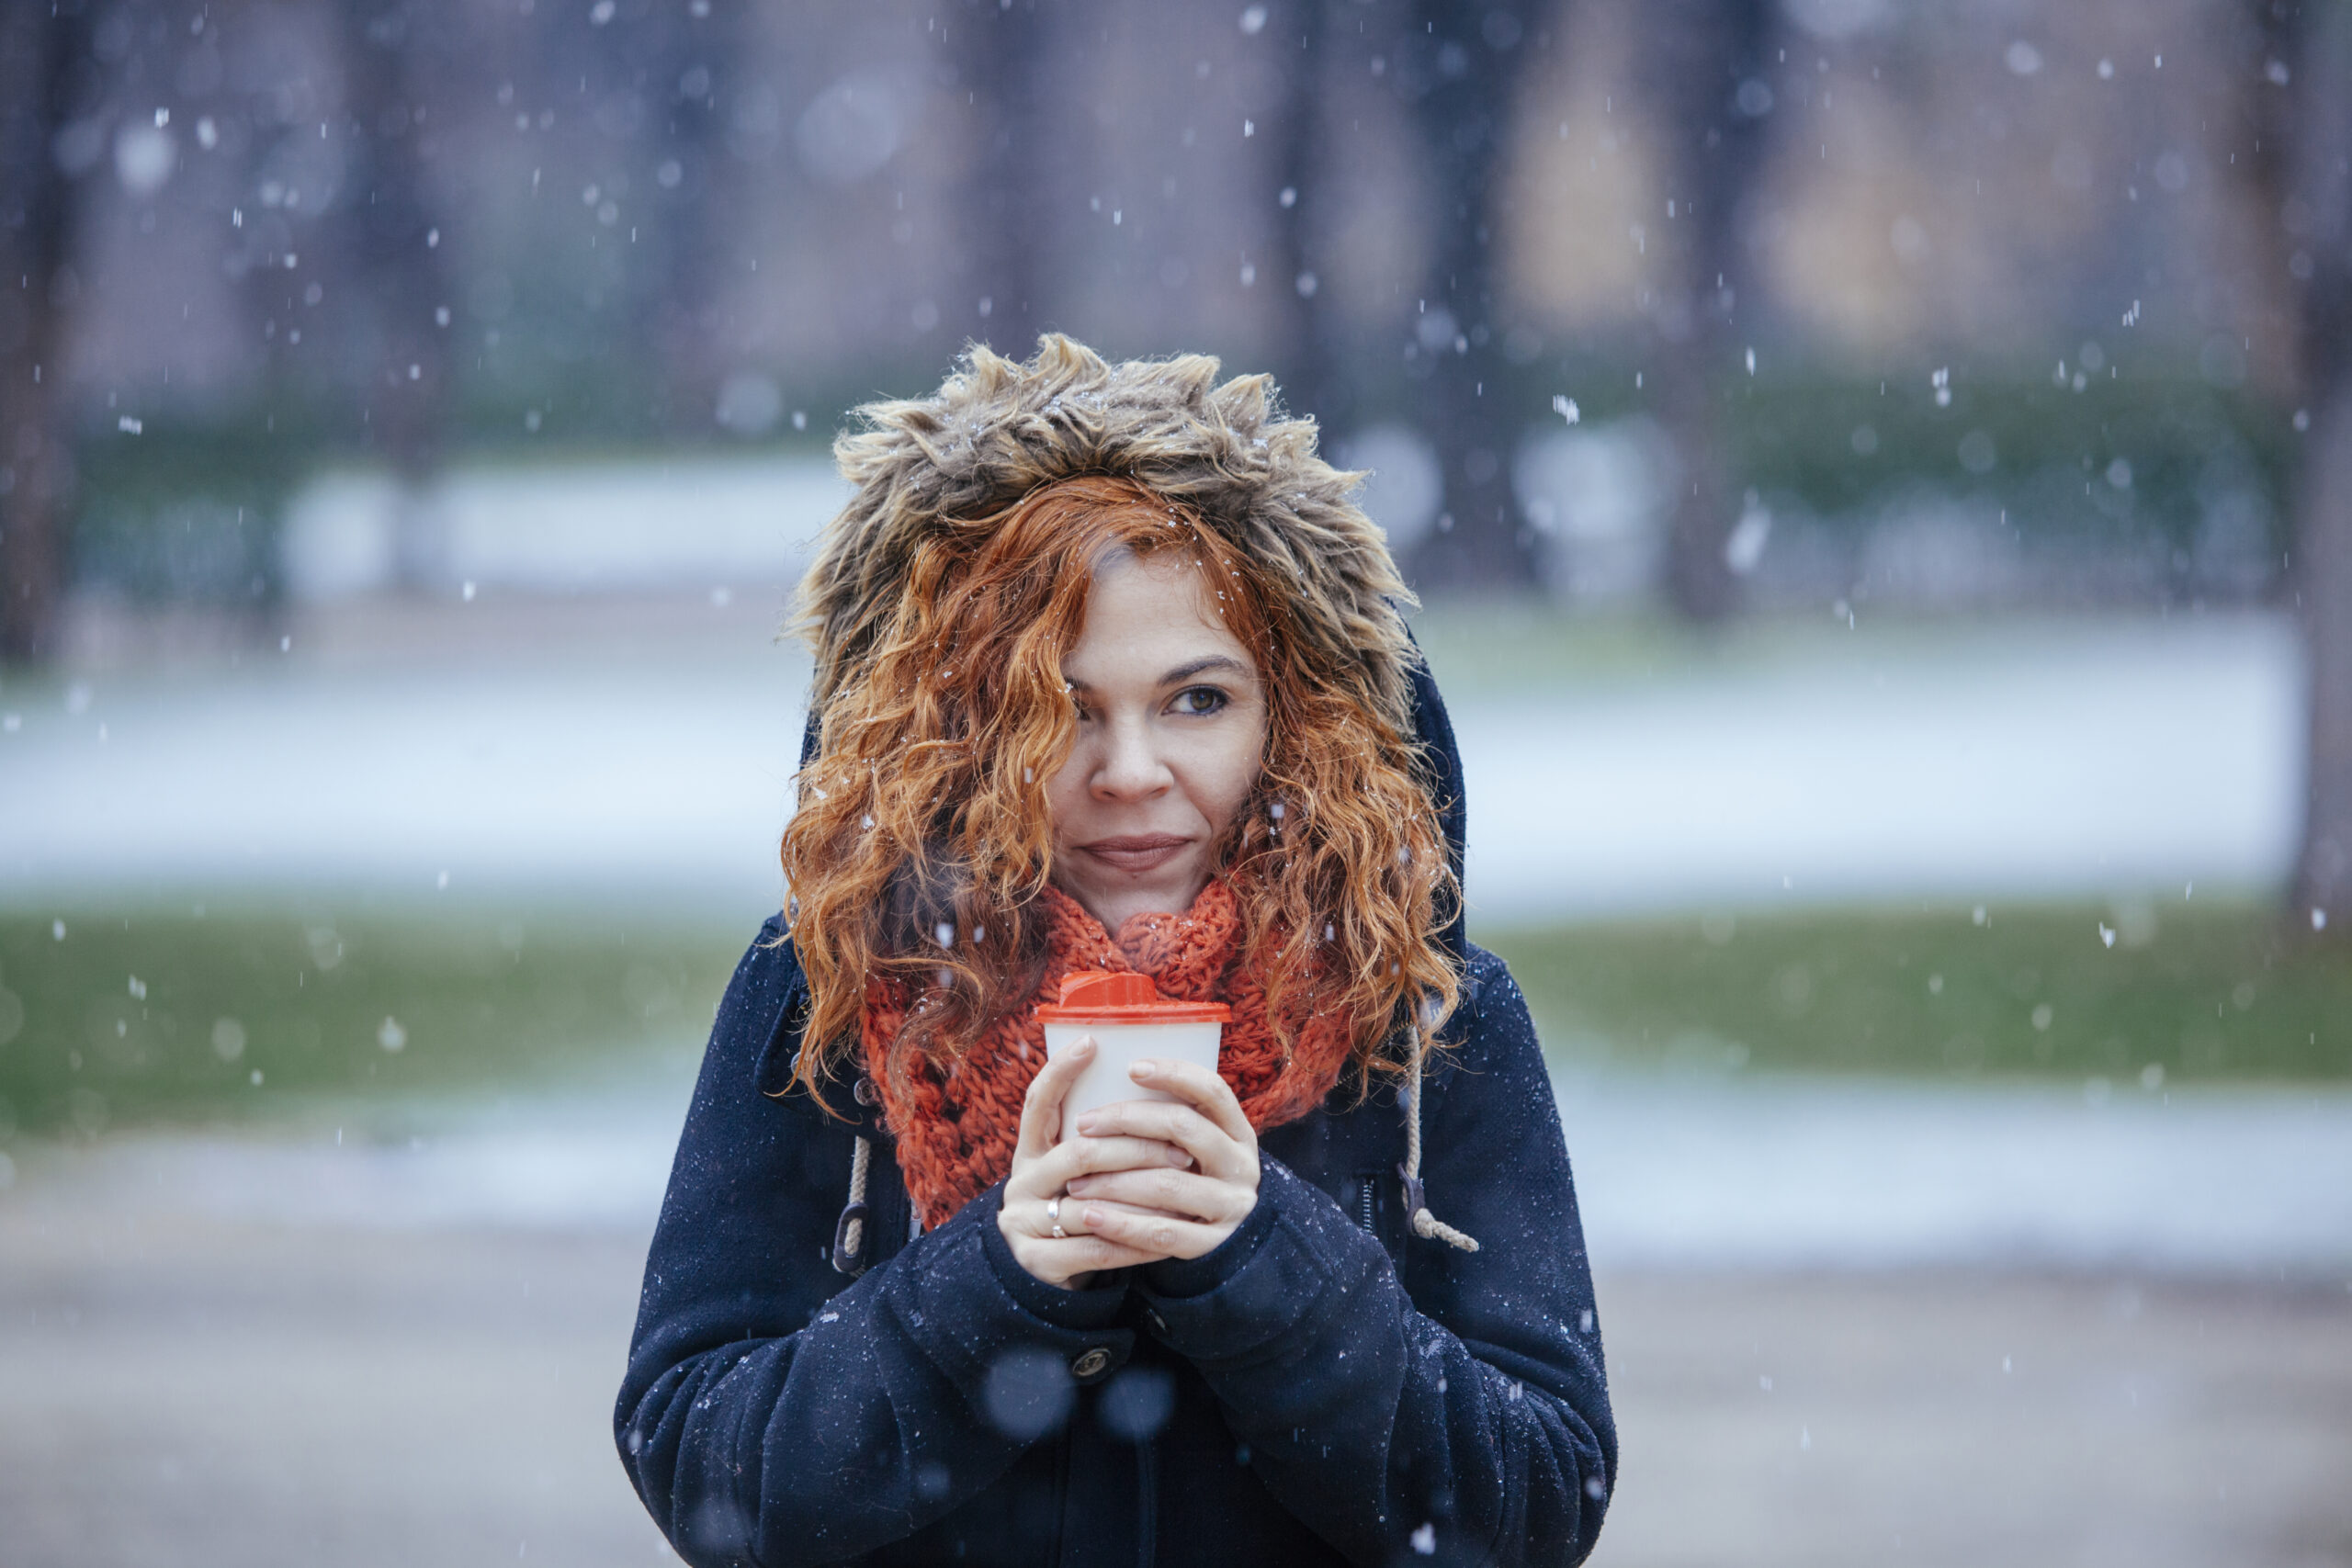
613, 922, 1135, 1568
1135, 946, 1617, 1567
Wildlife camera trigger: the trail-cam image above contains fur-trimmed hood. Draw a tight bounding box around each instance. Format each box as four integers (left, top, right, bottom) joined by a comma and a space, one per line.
795, 334, 1421, 740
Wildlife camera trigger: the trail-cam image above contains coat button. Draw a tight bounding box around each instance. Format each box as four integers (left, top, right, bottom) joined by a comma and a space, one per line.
1069, 1347, 1113, 1380
853, 1077, 878, 1107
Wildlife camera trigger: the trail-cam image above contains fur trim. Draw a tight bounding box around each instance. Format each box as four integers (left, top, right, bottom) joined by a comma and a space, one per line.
795, 334, 1421, 736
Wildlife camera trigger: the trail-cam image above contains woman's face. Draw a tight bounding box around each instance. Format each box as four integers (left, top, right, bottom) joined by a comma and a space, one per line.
1046, 549, 1268, 932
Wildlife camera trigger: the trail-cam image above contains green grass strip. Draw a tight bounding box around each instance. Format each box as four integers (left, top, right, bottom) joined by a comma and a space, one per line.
1482, 901, 2350, 1084
0, 908, 748, 1137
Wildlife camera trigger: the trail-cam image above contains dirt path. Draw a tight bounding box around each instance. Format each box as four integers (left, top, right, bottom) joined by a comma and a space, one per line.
1596, 1270, 2352, 1568
0, 1212, 666, 1568
2, 1197, 2345, 1568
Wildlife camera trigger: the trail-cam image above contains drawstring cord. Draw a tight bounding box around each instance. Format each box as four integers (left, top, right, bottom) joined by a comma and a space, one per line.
1400, 1032, 1479, 1253
832, 1074, 883, 1275
831, 1134, 872, 1275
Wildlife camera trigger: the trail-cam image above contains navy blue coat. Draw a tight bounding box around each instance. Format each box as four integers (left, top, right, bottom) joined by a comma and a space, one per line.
616, 665, 1615, 1567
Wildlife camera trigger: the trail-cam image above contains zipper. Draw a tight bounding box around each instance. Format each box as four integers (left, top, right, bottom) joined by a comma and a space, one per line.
1356, 1176, 1376, 1235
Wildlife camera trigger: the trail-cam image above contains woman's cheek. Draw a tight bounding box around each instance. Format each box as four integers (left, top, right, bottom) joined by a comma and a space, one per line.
1204, 730, 1269, 837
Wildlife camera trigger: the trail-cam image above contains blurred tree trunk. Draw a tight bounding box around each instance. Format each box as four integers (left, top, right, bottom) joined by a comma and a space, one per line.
1399, 0, 1548, 592
335, 0, 454, 588
1634, 0, 1776, 622
0, 0, 85, 662
639, 4, 747, 434
1266, 0, 1346, 438
2266, 0, 2352, 927
961, 0, 1052, 359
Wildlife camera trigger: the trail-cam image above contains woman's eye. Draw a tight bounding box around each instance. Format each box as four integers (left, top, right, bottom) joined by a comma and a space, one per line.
1171, 686, 1227, 716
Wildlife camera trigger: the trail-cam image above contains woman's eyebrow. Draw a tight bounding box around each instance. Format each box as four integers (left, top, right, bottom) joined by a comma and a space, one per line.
1063, 655, 1253, 694
1159, 655, 1252, 685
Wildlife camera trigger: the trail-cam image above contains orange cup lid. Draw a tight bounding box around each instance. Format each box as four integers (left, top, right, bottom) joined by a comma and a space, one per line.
1034, 968, 1231, 1024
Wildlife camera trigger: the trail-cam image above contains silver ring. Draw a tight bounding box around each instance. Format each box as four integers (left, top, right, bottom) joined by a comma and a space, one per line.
1046, 1195, 1067, 1239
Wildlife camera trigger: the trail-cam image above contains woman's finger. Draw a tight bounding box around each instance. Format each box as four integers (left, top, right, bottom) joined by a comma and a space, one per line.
1013, 1036, 1095, 1162
1023, 1132, 1193, 1197
1076, 1199, 1233, 1262
1063, 1167, 1248, 1224
1123, 1057, 1254, 1145
1073, 1099, 1247, 1183
1024, 1192, 1090, 1240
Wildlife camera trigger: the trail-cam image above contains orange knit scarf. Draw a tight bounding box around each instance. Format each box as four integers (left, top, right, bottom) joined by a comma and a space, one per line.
862, 880, 1351, 1228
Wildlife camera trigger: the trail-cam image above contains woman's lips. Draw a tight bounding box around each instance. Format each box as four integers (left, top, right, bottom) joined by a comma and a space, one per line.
1079, 834, 1192, 874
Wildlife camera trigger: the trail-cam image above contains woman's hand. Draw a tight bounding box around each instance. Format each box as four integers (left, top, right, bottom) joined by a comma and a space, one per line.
999, 1038, 1194, 1290
1062, 1057, 1261, 1261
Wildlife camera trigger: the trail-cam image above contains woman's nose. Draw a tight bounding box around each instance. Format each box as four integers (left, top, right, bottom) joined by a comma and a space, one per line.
1091, 715, 1170, 798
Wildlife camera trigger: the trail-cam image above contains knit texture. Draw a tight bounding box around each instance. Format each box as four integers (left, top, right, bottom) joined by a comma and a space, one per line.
863, 881, 1350, 1228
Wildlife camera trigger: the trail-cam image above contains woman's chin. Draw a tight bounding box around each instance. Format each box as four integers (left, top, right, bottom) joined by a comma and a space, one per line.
1063, 863, 1211, 925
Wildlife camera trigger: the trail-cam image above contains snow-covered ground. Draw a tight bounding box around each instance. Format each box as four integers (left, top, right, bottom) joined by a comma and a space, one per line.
1557, 1072, 2352, 1275
0, 653, 808, 915
1458, 614, 2304, 920
0, 611, 2304, 922
9, 1068, 2346, 1277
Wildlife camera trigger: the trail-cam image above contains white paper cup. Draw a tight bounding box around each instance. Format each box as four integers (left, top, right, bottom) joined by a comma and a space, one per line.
1035, 970, 1231, 1143
1043, 1019, 1226, 1138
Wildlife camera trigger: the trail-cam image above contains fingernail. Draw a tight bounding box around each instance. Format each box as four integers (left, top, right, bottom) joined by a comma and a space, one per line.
1130, 1060, 1156, 1079
1076, 1114, 1099, 1134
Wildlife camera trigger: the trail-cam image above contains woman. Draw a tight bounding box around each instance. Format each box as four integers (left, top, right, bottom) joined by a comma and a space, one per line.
616, 338, 1614, 1567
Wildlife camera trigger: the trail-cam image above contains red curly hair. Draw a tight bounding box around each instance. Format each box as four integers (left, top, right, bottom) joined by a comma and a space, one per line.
779, 475, 1458, 1101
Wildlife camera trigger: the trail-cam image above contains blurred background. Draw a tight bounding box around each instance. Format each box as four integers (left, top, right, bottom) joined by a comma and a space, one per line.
2, 0, 2348, 1564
